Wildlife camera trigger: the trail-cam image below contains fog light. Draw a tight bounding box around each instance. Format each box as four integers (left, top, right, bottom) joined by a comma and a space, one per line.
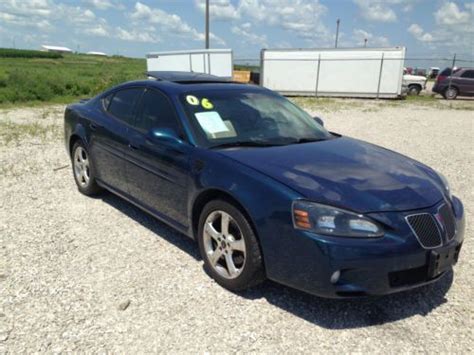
330, 270, 341, 284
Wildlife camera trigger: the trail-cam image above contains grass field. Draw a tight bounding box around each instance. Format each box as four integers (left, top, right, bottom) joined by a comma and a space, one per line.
0, 51, 146, 105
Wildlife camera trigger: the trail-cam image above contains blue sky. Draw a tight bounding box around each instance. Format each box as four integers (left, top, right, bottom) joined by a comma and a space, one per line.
0, 0, 473, 66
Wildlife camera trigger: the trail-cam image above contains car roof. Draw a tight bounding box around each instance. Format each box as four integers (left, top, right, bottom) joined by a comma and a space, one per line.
111, 71, 266, 96
146, 71, 231, 83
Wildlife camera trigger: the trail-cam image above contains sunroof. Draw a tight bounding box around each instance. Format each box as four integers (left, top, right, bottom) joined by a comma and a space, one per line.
146, 71, 231, 83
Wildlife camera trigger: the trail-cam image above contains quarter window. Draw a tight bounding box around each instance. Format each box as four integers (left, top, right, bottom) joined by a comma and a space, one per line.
107, 88, 144, 124
135, 90, 181, 134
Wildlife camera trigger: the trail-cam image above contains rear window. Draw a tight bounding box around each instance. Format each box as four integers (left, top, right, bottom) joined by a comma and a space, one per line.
440, 68, 452, 76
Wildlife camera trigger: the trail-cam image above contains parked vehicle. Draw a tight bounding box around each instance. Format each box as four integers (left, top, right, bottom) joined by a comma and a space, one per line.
260, 47, 406, 98
64, 71, 464, 298
403, 73, 427, 95
413, 68, 427, 76
433, 67, 474, 99
428, 67, 440, 79
146, 49, 233, 79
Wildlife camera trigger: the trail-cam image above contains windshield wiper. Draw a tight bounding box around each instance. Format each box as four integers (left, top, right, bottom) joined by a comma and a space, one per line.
210, 140, 281, 149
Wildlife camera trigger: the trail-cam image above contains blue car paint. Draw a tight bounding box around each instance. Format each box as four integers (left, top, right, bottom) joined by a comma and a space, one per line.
64, 79, 465, 298
218, 136, 447, 213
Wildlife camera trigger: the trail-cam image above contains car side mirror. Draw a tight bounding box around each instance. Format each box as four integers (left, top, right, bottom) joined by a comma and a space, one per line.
313, 116, 324, 126
147, 128, 184, 145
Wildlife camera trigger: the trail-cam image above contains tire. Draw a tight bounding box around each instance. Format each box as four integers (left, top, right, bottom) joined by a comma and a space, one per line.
444, 87, 458, 100
71, 141, 102, 196
408, 85, 421, 95
197, 199, 265, 291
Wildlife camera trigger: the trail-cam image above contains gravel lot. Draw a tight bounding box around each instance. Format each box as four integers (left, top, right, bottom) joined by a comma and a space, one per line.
1, 98, 473, 353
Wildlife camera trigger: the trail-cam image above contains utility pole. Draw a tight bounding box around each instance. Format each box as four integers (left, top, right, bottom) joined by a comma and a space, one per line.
335, 19, 340, 48
364, 38, 368, 48
205, 0, 210, 49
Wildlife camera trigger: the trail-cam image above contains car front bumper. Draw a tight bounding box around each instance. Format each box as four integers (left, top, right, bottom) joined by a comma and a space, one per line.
264, 196, 465, 298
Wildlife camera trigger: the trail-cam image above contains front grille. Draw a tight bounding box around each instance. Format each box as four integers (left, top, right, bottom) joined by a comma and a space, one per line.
438, 204, 456, 241
406, 213, 442, 249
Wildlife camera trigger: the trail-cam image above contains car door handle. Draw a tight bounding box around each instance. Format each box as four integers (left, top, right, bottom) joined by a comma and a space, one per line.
128, 143, 139, 150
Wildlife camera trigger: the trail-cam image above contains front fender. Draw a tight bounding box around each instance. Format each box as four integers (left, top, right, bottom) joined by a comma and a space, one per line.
188, 150, 302, 271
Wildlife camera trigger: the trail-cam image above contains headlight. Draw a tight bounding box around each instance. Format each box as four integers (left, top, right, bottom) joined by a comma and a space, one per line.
438, 172, 452, 200
292, 201, 384, 238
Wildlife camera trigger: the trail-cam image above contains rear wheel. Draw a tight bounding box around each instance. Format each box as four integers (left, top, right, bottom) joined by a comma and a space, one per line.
197, 200, 265, 291
71, 141, 102, 196
444, 87, 458, 100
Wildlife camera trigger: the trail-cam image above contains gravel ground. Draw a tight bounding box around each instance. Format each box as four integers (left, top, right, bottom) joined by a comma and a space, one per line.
1, 99, 473, 353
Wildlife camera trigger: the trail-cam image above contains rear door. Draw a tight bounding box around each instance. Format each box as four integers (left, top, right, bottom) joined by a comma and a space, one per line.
459, 70, 474, 95
89, 87, 144, 193
125, 88, 192, 228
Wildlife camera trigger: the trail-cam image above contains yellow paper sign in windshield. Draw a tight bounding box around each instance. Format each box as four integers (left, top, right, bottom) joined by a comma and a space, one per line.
201, 98, 214, 109
186, 95, 199, 105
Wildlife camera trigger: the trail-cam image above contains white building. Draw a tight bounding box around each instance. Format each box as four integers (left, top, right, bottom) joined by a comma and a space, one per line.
87, 51, 107, 56
41, 45, 73, 53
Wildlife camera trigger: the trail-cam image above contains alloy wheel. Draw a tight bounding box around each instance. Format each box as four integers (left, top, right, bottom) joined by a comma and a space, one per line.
203, 210, 246, 279
73, 146, 90, 188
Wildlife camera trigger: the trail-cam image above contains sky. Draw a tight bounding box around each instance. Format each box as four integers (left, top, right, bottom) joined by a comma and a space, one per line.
0, 0, 473, 67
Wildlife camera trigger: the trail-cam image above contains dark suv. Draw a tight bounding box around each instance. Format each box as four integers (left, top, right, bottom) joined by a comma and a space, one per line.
432, 67, 474, 99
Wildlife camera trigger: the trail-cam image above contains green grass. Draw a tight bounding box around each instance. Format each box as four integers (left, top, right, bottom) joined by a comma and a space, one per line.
0, 50, 146, 105
0, 47, 62, 59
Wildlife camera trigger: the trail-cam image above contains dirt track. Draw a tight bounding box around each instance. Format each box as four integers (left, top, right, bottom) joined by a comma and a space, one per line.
1, 99, 473, 352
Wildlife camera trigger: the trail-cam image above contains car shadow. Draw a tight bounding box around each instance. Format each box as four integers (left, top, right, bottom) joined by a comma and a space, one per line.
99, 191, 453, 329
99, 192, 200, 261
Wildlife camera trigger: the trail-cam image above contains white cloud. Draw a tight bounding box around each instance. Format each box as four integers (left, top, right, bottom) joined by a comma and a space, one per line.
408, 3, 473, 56
116, 27, 161, 43
434, 2, 471, 26
195, 0, 240, 20
83, 0, 113, 10
353, 0, 397, 22
131, 2, 203, 41
353, 28, 390, 47
231, 25, 268, 47
129, 2, 225, 45
84, 24, 109, 37
407, 24, 433, 42
194, 0, 330, 42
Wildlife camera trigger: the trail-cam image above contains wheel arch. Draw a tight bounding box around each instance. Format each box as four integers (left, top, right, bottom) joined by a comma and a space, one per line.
408, 83, 422, 90
191, 188, 260, 245
69, 134, 82, 156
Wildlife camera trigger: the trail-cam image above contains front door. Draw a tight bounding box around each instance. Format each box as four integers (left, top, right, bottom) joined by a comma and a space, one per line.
125, 89, 192, 229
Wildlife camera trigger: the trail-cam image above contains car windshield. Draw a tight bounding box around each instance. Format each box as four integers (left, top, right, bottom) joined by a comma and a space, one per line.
179, 89, 332, 148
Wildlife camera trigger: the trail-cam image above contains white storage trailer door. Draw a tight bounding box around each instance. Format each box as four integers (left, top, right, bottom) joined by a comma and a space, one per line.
261, 48, 405, 98
147, 49, 233, 78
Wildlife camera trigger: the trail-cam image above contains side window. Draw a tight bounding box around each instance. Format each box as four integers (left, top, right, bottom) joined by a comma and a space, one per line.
461, 70, 474, 79
135, 90, 181, 135
107, 88, 144, 124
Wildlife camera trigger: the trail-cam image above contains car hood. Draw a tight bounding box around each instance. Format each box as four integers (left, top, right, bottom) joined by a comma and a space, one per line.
403, 74, 426, 82
218, 137, 445, 213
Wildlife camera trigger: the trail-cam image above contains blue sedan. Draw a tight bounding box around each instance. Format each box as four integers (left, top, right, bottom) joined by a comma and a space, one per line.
64, 72, 465, 298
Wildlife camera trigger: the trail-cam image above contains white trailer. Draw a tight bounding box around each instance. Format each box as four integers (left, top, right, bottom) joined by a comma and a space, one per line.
146, 49, 233, 79
260, 47, 406, 98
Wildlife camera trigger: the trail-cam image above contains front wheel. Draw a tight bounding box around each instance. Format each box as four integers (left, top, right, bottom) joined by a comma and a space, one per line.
408, 85, 421, 95
197, 200, 265, 291
71, 141, 102, 196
